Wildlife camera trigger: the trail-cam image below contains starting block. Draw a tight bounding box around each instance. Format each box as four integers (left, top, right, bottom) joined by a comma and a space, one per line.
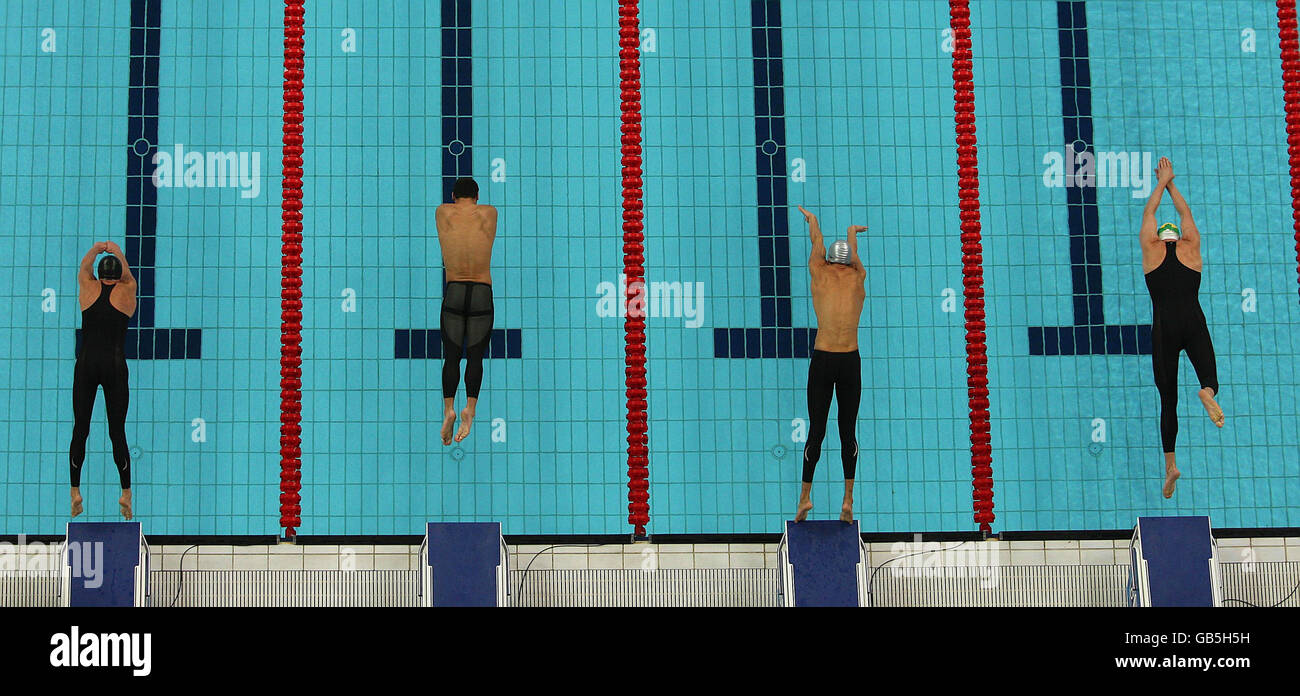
1127, 516, 1223, 607
419, 522, 509, 607
779, 520, 869, 607
62, 522, 149, 607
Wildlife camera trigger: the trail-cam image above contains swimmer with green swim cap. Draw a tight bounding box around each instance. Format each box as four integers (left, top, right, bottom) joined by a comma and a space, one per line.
1139, 157, 1225, 500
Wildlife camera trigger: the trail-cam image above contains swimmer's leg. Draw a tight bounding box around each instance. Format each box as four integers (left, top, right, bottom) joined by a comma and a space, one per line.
1197, 388, 1224, 428
455, 351, 486, 442
1187, 323, 1224, 427
835, 353, 861, 522
454, 399, 477, 443
440, 330, 462, 446
796, 482, 813, 523
69, 361, 94, 518
1152, 325, 1181, 498
455, 287, 494, 443
798, 352, 834, 521
1163, 452, 1180, 500
440, 290, 468, 446
440, 398, 457, 447
103, 363, 132, 520
840, 480, 855, 524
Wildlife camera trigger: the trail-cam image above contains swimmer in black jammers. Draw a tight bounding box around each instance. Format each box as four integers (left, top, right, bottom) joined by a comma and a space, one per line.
436, 177, 498, 445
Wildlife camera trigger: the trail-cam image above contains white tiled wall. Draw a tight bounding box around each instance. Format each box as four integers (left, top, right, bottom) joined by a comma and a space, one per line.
120, 536, 1300, 572
140, 544, 420, 572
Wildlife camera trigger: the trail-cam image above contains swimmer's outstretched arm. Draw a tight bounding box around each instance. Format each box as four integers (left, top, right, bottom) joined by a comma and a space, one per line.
78, 242, 107, 282
846, 225, 867, 273
1140, 158, 1172, 245
1164, 181, 1200, 246
797, 205, 825, 264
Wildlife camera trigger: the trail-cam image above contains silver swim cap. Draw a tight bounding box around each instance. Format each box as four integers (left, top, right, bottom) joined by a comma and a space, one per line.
827, 240, 851, 265
1157, 222, 1179, 241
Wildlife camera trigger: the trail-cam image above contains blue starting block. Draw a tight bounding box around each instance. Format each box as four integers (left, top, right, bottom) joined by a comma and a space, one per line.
779, 520, 869, 607
419, 522, 509, 607
1127, 516, 1223, 607
62, 522, 149, 607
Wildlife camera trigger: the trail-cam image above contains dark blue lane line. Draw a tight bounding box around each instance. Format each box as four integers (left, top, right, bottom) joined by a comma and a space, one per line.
78, 0, 201, 359
440, 0, 473, 202
1028, 0, 1149, 356
395, 0, 520, 360
713, 0, 816, 359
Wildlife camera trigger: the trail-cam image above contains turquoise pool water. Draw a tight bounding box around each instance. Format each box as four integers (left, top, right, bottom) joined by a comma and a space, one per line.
2, 0, 1296, 535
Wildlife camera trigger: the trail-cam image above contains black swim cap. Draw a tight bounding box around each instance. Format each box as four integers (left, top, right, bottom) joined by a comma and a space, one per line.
97, 255, 122, 281
452, 177, 479, 200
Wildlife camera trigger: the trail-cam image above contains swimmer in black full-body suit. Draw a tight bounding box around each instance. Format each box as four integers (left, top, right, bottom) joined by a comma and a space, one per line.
1140, 158, 1225, 499
70, 241, 138, 520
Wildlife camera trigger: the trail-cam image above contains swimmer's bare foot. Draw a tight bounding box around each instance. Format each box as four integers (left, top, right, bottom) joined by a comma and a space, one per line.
1162, 464, 1180, 499
795, 496, 813, 522
454, 405, 476, 443
70, 489, 83, 518
840, 498, 854, 523
1199, 387, 1225, 428
440, 408, 456, 446
119, 489, 132, 521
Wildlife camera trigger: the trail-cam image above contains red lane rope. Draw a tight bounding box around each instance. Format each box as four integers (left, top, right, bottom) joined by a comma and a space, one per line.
950, 0, 993, 535
619, 0, 649, 537
1280, 0, 1300, 304
280, 0, 305, 538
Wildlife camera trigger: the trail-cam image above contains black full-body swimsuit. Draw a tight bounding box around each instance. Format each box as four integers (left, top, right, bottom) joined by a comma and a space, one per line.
70, 283, 131, 488
1145, 240, 1219, 454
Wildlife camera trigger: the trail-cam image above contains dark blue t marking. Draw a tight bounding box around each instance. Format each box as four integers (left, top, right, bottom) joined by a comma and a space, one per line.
1028, 0, 1150, 356
394, 0, 520, 360
78, 0, 201, 360
713, 0, 817, 359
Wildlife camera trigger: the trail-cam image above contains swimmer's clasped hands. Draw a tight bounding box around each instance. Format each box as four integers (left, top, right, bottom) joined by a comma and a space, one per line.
1156, 156, 1174, 185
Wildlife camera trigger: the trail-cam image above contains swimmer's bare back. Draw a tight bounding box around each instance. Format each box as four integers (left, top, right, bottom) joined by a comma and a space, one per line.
810, 265, 866, 351
436, 202, 498, 284
800, 206, 866, 352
